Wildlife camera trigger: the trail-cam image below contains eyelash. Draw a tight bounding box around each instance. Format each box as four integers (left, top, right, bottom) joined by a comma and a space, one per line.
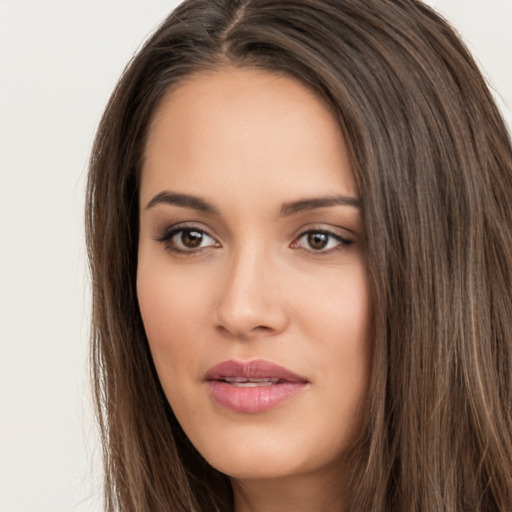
156, 225, 353, 255
291, 230, 353, 253
156, 225, 219, 253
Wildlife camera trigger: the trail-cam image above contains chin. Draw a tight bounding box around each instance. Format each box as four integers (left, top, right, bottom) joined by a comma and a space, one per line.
208, 452, 308, 481
186, 420, 349, 483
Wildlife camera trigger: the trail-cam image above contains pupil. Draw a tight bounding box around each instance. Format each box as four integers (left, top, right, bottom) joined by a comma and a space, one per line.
308, 232, 328, 250
182, 230, 202, 248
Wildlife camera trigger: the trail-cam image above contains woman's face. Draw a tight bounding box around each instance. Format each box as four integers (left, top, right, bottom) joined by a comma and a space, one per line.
137, 68, 372, 487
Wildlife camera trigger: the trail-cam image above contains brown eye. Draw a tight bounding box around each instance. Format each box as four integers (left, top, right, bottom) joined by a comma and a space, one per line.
157, 227, 218, 252
293, 230, 353, 253
307, 232, 329, 250
180, 229, 204, 248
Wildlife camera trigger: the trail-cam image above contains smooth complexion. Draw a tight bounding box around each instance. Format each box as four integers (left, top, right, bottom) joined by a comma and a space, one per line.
137, 68, 372, 512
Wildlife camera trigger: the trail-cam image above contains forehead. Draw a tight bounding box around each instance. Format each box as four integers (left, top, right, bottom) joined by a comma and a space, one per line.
141, 67, 357, 208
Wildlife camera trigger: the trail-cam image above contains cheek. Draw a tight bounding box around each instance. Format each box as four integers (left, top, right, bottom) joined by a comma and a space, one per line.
324, 265, 372, 381
136, 265, 211, 428
296, 261, 371, 348
137, 249, 214, 325
296, 263, 372, 428
136, 263, 209, 372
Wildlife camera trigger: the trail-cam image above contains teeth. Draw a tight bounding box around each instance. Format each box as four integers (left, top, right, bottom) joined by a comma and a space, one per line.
231, 381, 274, 387
222, 377, 279, 386
223, 377, 248, 383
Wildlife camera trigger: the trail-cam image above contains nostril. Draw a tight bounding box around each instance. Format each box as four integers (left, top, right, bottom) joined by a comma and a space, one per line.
214, 321, 279, 340
253, 325, 274, 333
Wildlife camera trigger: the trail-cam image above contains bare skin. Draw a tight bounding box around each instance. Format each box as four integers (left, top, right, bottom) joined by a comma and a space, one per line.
233, 469, 348, 512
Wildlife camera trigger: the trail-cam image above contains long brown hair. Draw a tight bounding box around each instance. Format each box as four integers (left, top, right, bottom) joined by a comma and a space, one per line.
85, 0, 512, 510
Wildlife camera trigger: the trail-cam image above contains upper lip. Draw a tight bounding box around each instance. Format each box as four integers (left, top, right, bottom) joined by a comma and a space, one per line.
205, 359, 309, 383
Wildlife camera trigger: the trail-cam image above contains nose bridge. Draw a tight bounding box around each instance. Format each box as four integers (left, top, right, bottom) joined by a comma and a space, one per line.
213, 239, 287, 338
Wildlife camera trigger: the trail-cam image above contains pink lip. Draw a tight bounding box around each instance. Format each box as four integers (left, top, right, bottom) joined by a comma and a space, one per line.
205, 359, 309, 414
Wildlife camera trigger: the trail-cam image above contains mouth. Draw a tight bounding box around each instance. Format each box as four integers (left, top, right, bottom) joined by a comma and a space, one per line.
217, 376, 282, 387
205, 359, 309, 413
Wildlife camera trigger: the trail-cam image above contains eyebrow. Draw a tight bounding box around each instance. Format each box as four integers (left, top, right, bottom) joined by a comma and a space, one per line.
146, 191, 220, 214
145, 190, 361, 216
280, 195, 361, 216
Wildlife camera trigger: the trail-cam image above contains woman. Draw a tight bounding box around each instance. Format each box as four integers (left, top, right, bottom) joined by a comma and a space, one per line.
85, 0, 512, 510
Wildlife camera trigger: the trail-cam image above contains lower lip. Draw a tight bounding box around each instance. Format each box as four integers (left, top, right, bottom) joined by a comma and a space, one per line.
208, 381, 307, 413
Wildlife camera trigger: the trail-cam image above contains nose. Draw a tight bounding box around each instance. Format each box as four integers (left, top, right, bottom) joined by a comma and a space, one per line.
212, 246, 289, 340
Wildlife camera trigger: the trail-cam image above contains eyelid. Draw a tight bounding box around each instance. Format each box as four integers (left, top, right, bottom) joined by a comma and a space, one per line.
154, 222, 354, 254
290, 220, 356, 237
155, 222, 221, 253
290, 226, 354, 253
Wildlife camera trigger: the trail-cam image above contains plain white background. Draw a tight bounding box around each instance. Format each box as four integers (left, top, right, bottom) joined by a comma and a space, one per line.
0, 1, 510, 511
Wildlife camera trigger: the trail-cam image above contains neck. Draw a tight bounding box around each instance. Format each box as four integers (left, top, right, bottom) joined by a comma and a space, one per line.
232, 468, 348, 512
